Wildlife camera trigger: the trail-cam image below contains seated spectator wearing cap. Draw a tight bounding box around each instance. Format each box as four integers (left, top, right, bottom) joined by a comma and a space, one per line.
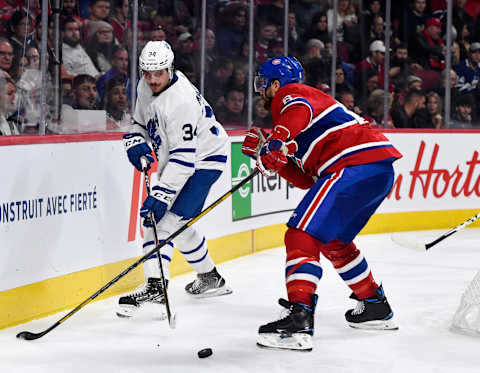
411, 17, 445, 71
301, 38, 331, 88
85, 20, 116, 74
407, 75, 423, 91
454, 42, 480, 94
175, 32, 197, 78
355, 40, 385, 106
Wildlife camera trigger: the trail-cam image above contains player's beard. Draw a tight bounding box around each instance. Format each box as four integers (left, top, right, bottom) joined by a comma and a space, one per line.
262, 95, 272, 110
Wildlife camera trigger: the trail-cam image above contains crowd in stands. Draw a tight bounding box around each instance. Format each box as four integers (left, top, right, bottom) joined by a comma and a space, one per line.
1, 0, 480, 135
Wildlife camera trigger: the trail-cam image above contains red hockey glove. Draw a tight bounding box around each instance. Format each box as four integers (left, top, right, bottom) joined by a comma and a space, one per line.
241, 128, 269, 160
257, 139, 288, 175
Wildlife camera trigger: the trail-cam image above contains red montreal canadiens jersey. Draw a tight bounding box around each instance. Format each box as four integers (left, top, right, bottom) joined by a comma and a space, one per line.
270, 83, 402, 177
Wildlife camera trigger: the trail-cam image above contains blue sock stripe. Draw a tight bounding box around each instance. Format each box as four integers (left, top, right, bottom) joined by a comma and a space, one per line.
338, 258, 368, 281
187, 249, 209, 264
179, 237, 205, 255
285, 262, 323, 279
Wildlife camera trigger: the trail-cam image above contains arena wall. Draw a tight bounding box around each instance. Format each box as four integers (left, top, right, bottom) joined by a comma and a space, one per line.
1, 129, 479, 329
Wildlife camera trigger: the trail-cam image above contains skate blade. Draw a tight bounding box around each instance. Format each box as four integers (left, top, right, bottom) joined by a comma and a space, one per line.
187, 285, 233, 299
116, 304, 138, 318
347, 318, 398, 330
116, 303, 167, 320
256, 333, 313, 351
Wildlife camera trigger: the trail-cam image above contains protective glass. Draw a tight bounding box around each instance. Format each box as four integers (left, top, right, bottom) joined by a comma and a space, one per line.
254, 76, 267, 93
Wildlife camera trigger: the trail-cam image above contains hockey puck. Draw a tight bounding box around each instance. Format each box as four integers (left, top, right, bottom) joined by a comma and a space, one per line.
197, 348, 213, 358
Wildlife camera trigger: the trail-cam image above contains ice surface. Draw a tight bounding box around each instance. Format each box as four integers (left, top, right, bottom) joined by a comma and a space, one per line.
2, 229, 480, 373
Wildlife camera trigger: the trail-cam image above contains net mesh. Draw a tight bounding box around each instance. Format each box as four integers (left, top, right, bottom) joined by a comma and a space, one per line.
451, 271, 480, 336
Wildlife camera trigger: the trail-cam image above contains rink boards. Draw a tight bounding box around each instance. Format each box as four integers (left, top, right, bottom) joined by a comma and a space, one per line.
1, 129, 480, 329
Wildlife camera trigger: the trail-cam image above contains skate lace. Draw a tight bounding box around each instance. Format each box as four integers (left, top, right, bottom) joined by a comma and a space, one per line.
274, 306, 292, 323
352, 300, 365, 315
191, 272, 217, 291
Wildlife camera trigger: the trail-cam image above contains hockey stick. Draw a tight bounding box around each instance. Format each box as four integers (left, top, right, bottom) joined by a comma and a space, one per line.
391, 212, 480, 252
140, 159, 176, 329
16, 167, 259, 340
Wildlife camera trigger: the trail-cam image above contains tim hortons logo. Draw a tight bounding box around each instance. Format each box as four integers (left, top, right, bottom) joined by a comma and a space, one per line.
127, 162, 158, 242
388, 141, 480, 201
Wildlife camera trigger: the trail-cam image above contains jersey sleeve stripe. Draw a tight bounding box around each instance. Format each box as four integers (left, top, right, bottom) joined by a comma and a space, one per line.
202, 155, 228, 163
280, 98, 313, 122
169, 148, 196, 154
169, 158, 195, 168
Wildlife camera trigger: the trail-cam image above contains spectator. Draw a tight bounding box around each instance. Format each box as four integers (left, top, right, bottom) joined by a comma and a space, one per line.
302, 38, 330, 88
61, 0, 83, 25
399, 0, 430, 46
302, 11, 330, 46
256, 0, 285, 28
150, 25, 167, 42
110, 0, 130, 43
411, 17, 445, 71
84, 0, 111, 42
175, 32, 196, 78
61, 78, 74, 103
426, 91, 444, 128
69, 74, 98, 110
451, 92, 474, 127
214, 88, 247, 126
9, 54, 27, 81
389, 43, 418, 91
0, 0, 23, 35
430, 68, 460, 115
62, 17, 100, 78
7, 10, 34, 57
369, 15, 385, 46
193, 28, 216, 74
363, 89, 394, 128
255, 22, 278, 64
326, 0, 357, 43
252, 95, 272, 128
96, 45, 129, 101
363, 0, 384, 27
0, 76, 19, 135
391, 89, 426, 128
85, 20, 116, 74
216, 2, 248, 58
407, 75, 423, 91
287, 11, 302, 57
25, 45, 40, 70
0, 38, 15, 77
337, 89, 362, 116
455, 42, 480, 94
204, 56, 233, 108
335, 65, 353, 93
355, 40, 385, 105
103, 76, 130, 131
227, 63, 248, 95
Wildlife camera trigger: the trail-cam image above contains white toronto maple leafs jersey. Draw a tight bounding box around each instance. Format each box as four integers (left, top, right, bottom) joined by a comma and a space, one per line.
132, 71, 228, 195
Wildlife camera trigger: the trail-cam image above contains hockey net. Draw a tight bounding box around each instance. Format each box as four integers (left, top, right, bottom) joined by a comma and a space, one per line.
451, 270, 480, 336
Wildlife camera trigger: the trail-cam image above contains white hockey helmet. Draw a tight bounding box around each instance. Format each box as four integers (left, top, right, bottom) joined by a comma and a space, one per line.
139, 41, 174, 79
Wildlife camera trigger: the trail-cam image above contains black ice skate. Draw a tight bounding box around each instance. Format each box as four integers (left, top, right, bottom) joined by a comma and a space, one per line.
257, 295, 318, 351
345, 284, 398, 330
184, 267, 232, 298
116, 277, 167, 318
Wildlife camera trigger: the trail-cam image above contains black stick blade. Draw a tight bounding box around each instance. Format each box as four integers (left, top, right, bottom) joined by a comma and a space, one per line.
16, 331, 44, 340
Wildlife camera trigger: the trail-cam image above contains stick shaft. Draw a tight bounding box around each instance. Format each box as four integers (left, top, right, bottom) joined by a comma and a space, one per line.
17, 168, 259, 339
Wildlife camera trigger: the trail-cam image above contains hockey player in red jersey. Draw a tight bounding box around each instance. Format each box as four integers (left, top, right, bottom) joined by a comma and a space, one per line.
242, 56, 402, 351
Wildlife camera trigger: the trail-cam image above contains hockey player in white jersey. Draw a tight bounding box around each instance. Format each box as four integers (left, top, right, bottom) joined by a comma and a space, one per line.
118, 41, 232, 317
